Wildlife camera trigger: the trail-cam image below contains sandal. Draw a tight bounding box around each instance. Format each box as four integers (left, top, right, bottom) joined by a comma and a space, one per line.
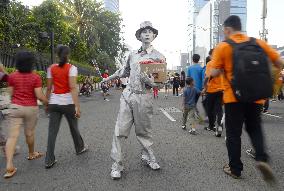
223, 164, 241, 179
27, 152, 44, 160
4, 167, 17, 179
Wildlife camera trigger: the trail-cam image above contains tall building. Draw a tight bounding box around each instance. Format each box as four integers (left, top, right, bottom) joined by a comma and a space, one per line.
180, 53, 190, 71
188, 0, 247, 63
104, 0, 119, 13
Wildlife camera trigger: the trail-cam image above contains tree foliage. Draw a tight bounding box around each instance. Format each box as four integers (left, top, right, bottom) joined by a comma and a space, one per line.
0, 0, 127, 72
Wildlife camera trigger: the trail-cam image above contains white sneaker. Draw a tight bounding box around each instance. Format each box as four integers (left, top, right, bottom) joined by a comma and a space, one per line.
215, 126, 223, 137
181, 125, 186, 130
141, 151, 161, 170
111, 169, 121, 180
111, 162, 124, 180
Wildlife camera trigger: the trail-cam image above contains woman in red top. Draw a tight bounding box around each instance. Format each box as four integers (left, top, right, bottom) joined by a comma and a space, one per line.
45, 45, 88, 169
5, 51, 48, 178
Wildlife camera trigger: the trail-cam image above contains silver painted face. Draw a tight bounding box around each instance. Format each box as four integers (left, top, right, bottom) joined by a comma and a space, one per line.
140, 29, 155, 43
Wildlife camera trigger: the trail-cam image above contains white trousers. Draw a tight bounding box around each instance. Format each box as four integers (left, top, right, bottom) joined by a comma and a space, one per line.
110, 91, 154, 164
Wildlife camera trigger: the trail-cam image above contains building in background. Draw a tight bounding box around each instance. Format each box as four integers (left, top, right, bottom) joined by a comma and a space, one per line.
187, 0, 247, 63
104, 0, 119, 13
180, 53, 190, 72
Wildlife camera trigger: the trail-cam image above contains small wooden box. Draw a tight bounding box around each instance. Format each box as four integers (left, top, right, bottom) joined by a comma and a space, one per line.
140, 63, 167, 83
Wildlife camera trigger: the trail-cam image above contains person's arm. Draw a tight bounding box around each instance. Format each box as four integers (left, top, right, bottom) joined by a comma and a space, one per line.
103, 55, 131, 83
34, 87, 48, 105
210, 43, 225, 77
69, 76, 80, 118
256, 39, 284, 69
46, 67, 53, 101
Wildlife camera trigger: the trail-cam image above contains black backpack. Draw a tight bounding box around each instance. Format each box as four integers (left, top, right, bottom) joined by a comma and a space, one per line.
226, 38, 273, 102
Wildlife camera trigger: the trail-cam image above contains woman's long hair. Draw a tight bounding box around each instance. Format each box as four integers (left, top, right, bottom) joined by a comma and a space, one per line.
56, 45, 70, 67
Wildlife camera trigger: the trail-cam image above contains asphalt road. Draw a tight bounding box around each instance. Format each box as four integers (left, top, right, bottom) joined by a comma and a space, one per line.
0, 89, 283, 191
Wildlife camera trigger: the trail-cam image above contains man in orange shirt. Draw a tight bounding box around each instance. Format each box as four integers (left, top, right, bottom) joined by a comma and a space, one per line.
203, 55, 224, 137
210, 15, 284, 181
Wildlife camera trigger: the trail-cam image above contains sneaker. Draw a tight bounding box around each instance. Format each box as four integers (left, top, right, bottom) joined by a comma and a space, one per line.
45, 160, 57, 169
76, 145, 89, 155
189, 129, 197, 135
215, 126, 223, 137
246, 149, 256, 159
181, 125, 186, 130
142, 151, 161, 170
104, 98, 110, 102
111, 162, 124, 180
256, 162, 276, 183
111, 169, 121, 180
205, 127, 214, 131
271, 99, 277, 103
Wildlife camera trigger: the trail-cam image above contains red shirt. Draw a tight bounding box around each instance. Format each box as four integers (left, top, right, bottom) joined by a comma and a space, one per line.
50, 64, 72, 94
102, 73, 109, 79
8, 72, 42, 106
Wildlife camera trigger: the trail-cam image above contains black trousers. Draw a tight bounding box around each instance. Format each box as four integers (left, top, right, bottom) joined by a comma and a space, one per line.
225, 102, 268, 176
45, 104, 85, 165
173, 86, 179, 96
207, 91, 223, 129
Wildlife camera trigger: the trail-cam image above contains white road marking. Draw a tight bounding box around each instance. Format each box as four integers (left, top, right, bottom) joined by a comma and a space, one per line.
159, 108, 176, 122
263, 113, 282, 119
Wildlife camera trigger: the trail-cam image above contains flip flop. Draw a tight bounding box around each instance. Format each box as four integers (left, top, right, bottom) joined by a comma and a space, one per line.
4, 167, 17, 179
27, 152, 44, 160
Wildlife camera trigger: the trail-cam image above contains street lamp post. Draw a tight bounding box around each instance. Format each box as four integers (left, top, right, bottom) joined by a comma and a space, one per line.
260, 0, 268, 41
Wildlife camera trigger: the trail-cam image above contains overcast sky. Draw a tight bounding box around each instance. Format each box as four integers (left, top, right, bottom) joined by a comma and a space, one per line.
20, 0, 284, 68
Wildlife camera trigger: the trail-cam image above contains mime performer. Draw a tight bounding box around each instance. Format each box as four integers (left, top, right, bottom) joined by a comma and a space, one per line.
102, 21, 166, 179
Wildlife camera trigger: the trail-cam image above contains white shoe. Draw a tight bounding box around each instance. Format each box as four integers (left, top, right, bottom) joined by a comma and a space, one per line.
215, 126, 223, 137
141, 151, 161, 170
149, 161, 160, 170
111, 162, 124, 180
111, 169, 121, 180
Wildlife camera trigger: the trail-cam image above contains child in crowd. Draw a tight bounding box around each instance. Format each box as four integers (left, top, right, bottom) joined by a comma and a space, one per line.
181, 77, 200, 135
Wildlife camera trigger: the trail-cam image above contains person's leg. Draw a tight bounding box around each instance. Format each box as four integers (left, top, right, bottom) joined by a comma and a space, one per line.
173, 86, 175, 96
206, 93, 216, 130
133, 94, 159, 169
23, 106, 42, 158
244, 104, 268, 162
5, 105, 23, 171
110, 95, 133, 179
5, 117, 22, 170
215, 92, 224, 127
182, 106, 189, 127
224, 103, 245, 177
45, 104, 62, 166
63, 104, 85, 153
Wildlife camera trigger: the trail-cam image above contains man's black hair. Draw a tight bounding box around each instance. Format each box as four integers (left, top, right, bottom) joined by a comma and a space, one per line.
192, 54, 200, 63
209, 48, 214, 56
223, 15, 242, 31
206, 56, 211, 65
15, 51, 35, 73
185, 77, 194, 86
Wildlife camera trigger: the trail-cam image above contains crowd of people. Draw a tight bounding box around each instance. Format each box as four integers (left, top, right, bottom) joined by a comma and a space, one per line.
0, 16, 283, 188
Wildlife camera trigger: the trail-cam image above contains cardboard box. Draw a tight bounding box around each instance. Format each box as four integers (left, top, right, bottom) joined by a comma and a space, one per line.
140, 63, 167, 83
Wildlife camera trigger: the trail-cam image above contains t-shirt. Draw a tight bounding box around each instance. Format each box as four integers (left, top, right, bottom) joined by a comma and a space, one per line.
183, 86, 200, 107
210, 33, 280, 104
102, 73, 109, 79
186, 64, 203, 91
8, 72, 42, 106
47, 64, 77, 105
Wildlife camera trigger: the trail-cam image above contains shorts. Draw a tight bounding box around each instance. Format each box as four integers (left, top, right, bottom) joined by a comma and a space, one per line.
121, 84, 127, 89
7, 104, 39, 136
